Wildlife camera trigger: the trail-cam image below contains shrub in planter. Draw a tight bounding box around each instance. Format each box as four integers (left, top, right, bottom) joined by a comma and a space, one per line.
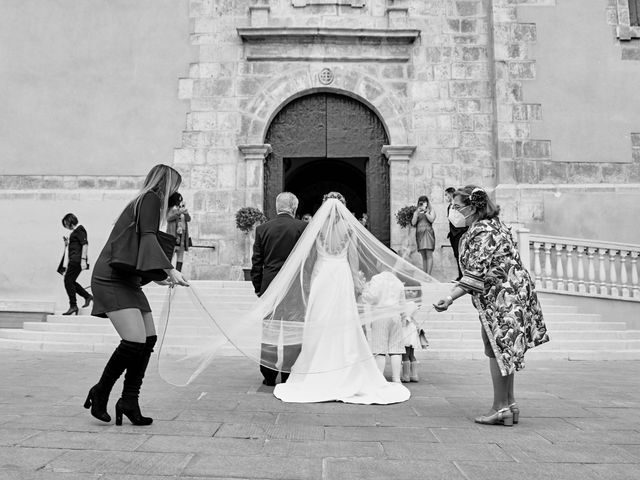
235, 207, 267, 233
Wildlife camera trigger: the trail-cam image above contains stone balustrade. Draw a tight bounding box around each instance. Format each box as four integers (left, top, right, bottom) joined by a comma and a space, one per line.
516, 228, 640, 302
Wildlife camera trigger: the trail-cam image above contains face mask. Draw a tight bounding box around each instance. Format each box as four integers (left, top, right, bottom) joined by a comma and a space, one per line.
448, 208, 469, 228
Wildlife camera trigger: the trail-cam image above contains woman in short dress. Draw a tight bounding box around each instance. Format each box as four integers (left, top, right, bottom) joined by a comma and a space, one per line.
85, 164, 189, 426
435, 186, 549, 426
411, 195, 436, 274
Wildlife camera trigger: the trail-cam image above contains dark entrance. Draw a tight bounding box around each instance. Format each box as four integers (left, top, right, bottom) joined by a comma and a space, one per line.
264, 93, 390, 245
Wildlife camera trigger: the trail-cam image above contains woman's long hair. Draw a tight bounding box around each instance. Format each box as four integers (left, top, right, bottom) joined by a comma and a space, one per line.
131, 164, 182, 226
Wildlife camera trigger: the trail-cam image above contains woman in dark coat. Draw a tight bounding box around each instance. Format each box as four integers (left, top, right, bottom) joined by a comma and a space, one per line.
85, 164, 189, 426
435, 186, 549, 427
60, 213, 92, 315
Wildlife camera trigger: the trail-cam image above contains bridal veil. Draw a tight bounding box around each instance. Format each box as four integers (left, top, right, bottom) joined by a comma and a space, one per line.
157, 197, 439, 386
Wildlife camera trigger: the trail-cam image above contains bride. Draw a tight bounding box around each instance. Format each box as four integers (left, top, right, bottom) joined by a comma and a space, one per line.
157, 192, 438, 403
274, 192, 410, 404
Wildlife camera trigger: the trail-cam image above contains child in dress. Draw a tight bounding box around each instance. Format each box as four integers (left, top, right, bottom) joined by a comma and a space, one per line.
401, 301, 420, 382
361, 270, 406, 383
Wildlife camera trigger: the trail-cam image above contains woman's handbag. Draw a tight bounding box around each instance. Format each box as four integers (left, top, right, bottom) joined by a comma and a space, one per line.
418, 328, 429, 349
157, 231, 177, 262
108, 210, 176, 280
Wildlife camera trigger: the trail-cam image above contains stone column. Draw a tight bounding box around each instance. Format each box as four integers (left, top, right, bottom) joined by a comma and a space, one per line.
238, 144, 271, 207
382, 145, 416, 252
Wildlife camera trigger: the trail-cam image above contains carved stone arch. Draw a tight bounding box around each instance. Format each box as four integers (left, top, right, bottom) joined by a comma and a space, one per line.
263, 91, 393, 245
239, 67, 410, 145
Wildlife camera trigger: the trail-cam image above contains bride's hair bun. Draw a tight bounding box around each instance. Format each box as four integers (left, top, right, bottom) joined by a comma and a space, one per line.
323, 191, 346, 205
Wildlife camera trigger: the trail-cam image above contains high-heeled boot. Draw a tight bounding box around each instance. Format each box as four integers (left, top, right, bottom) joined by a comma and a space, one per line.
409, 361, 420, 382
400, 361, 411, 383
84, 340, 145, 422
62, 305, 79, 316
116, 335, 156, 426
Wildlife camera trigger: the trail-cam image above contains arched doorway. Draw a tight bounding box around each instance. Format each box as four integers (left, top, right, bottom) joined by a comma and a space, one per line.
264, 92, 391, 245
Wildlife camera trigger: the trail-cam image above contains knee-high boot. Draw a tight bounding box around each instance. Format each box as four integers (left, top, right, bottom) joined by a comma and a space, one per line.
84, 340, 146, 422
116, 335, 157, 426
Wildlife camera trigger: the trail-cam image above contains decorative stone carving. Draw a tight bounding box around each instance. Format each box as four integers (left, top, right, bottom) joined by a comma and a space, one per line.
318, 68, 334, 85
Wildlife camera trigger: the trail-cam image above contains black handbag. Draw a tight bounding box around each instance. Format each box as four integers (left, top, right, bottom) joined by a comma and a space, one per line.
108, 208, 176, 281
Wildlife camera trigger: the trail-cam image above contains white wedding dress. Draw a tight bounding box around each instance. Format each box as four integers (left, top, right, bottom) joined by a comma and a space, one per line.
273, 237, 411, 404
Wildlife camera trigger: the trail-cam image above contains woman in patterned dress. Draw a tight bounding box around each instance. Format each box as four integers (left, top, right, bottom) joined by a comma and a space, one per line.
434, 186, 549, 426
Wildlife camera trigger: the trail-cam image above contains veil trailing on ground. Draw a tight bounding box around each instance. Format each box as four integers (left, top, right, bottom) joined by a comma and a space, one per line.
157, 197, 440, 386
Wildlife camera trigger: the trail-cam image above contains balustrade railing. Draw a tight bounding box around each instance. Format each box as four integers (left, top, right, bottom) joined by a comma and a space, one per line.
516, 229, 640, 301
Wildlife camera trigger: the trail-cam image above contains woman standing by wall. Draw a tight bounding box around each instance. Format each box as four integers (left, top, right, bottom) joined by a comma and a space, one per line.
411, 196, 436, 275
84, 164, 189, 426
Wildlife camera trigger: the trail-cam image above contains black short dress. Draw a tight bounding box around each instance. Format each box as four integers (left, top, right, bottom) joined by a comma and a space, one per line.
91, 191, 173, 318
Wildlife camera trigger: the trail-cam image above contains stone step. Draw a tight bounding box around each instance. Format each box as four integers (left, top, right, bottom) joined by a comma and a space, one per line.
412, 349, 640, 361
2, 337, 640, 360
4, 329, 640, 352
24, 322, 640, 341
421, 329, 640, 341
20, 322, 640, 342
0, 300, 56, 328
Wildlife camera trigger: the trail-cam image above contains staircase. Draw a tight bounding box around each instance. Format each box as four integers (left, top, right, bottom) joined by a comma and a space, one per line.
0, 281, 639, 360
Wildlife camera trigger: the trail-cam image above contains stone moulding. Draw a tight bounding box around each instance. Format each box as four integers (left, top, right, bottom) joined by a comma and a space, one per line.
236, 27, 421, 44
238, 27, 420, 62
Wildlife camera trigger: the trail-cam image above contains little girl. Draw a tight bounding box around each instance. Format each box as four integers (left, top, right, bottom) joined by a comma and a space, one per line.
401, 301, 421, 382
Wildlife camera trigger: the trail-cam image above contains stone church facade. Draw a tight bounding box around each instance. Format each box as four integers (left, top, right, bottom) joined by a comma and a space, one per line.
1, 0, 639, 298
175, 0, 640, 280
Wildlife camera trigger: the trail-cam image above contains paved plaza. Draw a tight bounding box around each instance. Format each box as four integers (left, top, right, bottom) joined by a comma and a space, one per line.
0, 350, 639, 480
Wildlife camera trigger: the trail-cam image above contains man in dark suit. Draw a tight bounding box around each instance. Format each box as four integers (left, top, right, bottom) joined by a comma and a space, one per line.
251, 192, 307, 386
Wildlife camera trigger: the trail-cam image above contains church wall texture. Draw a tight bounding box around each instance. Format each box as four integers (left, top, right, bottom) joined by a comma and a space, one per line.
1, 0, 639, 303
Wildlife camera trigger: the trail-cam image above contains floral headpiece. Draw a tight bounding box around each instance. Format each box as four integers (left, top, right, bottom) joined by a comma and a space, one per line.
323, 191, 346, 205
470, 188, 487, 209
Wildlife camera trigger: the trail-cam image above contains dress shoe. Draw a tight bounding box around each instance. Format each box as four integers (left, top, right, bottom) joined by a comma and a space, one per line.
474, 407, 514, 426
62, 305, 79, 316
509, 402, 520, 424
82, 295, 93, 308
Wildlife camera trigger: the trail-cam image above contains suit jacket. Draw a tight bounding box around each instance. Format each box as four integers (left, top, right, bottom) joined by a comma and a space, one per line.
250, 213, 307, 296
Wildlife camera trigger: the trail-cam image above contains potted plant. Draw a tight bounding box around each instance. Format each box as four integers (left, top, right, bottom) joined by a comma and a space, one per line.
395, 205, 418, 261
235, 207, 267, 280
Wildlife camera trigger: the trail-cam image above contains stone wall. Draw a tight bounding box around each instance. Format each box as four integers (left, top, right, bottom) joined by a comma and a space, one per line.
178, 0, 497, 280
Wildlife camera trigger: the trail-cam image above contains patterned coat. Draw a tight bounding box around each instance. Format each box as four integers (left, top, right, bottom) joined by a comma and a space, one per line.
458, 217, 549, 376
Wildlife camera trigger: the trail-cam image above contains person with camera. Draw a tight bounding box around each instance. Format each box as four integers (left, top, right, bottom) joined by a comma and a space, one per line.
85, 164, 189, 427
166, 192, 192, 272
59, 213, 92, 315
410, 195, 436, 274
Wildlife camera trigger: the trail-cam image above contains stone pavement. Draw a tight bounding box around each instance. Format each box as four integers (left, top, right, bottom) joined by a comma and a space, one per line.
1, 350, 639, 480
